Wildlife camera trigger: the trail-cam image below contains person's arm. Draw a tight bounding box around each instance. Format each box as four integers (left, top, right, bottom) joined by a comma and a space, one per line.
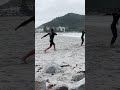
54, 33, 57, 35
41, 33, 49, 39
112, 13, 118, 17
15, 16, 35, 31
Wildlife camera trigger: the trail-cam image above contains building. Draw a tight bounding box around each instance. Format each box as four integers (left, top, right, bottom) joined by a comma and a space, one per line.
35, 28, 44, 33
56, 26, 66, 32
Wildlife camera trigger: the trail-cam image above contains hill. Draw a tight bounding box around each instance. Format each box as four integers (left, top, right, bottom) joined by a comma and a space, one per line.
37, 13, 85, 32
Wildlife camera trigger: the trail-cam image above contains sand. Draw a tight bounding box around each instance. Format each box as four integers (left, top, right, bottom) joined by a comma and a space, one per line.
35, 33, 85, 89
86, 15, 120, 90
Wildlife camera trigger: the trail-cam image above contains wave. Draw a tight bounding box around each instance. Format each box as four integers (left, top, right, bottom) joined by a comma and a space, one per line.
59, 33, 84, 38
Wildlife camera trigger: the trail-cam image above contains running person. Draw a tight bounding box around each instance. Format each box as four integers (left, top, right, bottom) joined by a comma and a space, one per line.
41, 28, 57, 53
110, 12, 120, 47
81, 31, 85, 46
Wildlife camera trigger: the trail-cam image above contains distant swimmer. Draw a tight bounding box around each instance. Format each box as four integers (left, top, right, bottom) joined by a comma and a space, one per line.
41, 28, 57, 53
110, 11, 120, 48
81, 31, 85, 46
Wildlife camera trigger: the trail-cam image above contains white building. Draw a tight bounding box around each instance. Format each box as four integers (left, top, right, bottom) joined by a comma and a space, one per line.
35, 28, 44, 33
57, 26, 65, 32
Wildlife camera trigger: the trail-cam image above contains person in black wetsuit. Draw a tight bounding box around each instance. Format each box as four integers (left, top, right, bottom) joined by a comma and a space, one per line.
81, 31, 85, 46
41, 28, 57, 53
110, 12, 120, 47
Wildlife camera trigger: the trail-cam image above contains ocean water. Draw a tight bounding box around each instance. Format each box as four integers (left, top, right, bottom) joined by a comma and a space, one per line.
59, 32, 84, 38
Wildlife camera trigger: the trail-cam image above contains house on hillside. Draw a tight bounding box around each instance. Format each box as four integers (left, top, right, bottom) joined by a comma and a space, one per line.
42, 26, 66, 32
35, 28, 44, 33
56, 26, 65, 32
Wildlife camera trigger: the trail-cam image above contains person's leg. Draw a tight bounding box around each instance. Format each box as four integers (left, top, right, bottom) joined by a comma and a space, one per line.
110, 28, 117, 47
44, 46, 52, 53
81, 37, 84, 46
44, 42, 52, 53
53, 42, 56, 50
22, 49, 35, 64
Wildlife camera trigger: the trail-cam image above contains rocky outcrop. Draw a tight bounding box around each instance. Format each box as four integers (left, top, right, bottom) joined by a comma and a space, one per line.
35, 76, 46, 90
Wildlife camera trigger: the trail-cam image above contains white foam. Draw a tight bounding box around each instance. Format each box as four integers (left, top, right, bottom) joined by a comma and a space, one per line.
59, 33, 85, 38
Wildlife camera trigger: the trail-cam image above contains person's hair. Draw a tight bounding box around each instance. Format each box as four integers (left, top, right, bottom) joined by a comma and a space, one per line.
50, 28, 54, 32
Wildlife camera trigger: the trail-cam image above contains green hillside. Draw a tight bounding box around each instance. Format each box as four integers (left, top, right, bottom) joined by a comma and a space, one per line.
37, 13, 85, 32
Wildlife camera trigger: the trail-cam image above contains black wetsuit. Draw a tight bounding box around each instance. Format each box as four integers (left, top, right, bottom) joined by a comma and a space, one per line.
81, 31, 85, 45
43, 32, 57, 46
110, 13, 120, 46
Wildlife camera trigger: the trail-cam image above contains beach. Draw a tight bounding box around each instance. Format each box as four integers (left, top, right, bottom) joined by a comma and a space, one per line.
86, 15, 120, 90
35, 33, 85, 90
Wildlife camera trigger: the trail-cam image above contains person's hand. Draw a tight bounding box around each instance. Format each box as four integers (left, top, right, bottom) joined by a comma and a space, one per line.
15, 28, 17, 31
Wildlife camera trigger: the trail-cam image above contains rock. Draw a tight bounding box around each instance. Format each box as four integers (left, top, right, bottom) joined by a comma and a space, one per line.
60, 65, 70, 67
57, 76, 68, 81
44, 63, 62, 74
78, 84, 85, 90
70, 84, 85, 90
46, 79, 50, 83
35, 80, 46, 90
71, 73, 85, 81
55, 85, 68, 90
47, 84, 56, 89
35, 76, 46, 90
46, 66, 56, 74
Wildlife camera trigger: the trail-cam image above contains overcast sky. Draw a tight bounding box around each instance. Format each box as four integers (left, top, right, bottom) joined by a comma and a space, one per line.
35, 0, 85, 28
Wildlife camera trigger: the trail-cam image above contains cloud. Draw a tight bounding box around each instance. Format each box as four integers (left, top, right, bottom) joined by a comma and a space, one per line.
35, 0, 85, 27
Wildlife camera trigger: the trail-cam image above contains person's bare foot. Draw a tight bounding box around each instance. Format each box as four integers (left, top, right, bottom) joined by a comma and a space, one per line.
110, 44, 114, 48
44, 50, 47, 53
21, 57, 27, 64
15, 27, 18, 31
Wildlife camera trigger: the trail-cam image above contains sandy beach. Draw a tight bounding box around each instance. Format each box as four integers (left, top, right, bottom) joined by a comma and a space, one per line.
86, 15, 120, 90
35, 33, 85, 90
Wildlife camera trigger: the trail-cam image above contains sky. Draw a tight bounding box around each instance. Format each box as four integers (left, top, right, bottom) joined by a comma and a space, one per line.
35, 0, 85, 28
